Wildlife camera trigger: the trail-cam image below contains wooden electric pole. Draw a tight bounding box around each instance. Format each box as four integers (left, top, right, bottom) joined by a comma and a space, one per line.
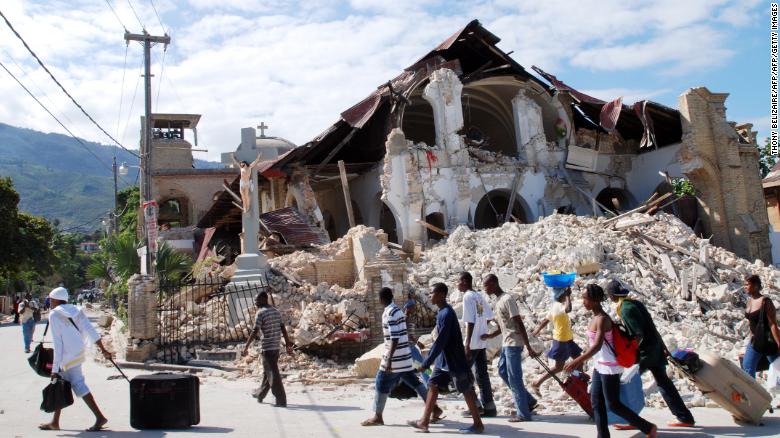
124, 30, 170, 275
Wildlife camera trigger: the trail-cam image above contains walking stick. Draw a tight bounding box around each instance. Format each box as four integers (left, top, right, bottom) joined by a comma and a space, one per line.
106, 357, 131, 383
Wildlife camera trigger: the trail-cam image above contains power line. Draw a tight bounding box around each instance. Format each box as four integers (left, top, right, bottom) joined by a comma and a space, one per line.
126, 0, 145, 30
0, 59, 132, 187
104, 0, 128, 32
59, 212, 108, 233
155, 45, 166, 109
0, 10, 140, 159
121, 58, 144, 145
116, 44, 129, 138
149, 0, 166, 33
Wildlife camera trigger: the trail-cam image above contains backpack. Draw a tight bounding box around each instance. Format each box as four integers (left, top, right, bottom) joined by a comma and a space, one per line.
606, 321, 638, 368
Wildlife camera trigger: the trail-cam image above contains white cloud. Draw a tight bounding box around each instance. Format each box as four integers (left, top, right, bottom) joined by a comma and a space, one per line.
0, 0, 763, 163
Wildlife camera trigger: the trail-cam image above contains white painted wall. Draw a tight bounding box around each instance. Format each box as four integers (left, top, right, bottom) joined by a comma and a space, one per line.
624, 143, 682, 201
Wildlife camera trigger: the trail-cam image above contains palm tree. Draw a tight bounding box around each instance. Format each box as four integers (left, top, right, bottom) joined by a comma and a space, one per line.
155, 242, 192, 284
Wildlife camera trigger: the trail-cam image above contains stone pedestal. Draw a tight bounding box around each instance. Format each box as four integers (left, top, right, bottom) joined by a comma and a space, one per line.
126, 274, 159, 362
364, 247, 407, 343
224, 280, 264, 328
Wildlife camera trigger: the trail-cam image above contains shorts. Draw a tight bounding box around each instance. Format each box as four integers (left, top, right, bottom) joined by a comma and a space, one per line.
547, 339, 583, 362
60, 364, 90, 398
429, 368, 474, 394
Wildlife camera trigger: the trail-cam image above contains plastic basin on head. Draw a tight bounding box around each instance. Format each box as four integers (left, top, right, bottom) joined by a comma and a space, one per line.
542, 272, 576, 288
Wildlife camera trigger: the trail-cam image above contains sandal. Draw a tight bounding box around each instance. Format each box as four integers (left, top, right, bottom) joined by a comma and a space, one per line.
459, 425, 485, 434
614, 424, 637, 430
39, 423, 60, 431
431, 406, 446, 423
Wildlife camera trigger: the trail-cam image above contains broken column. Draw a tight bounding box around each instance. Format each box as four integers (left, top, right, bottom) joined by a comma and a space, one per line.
364, 246, 407, 343
512, 89, 546, 167
381, 129, 425, 242
126, 274, 158, 362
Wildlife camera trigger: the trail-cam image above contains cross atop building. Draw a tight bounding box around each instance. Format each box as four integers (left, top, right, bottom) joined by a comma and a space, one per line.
257, 122, 269, 138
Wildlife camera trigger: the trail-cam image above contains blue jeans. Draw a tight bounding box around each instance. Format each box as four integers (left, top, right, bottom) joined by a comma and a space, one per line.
742, 342, 780, 378
592, 371, 653, 437
22, 318, 35, 350
497, 346, 536, 420
469, 348, 495, 410
373, 370, 427, 414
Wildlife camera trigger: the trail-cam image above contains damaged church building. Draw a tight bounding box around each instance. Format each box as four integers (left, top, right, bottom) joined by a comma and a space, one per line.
199, 19, 771, 266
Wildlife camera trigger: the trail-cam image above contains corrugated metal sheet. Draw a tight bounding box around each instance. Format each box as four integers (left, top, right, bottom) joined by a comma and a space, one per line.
260, 207, 329, 246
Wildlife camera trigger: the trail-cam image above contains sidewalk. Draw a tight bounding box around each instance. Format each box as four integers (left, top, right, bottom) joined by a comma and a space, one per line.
1, 319, 779, 437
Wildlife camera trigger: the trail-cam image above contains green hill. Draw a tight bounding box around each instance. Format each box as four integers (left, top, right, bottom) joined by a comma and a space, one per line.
0, 123, 219, 231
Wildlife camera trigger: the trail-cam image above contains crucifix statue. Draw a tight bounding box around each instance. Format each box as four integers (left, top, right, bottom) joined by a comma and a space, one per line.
227, 136, 268, 282
257, 122, 268, 138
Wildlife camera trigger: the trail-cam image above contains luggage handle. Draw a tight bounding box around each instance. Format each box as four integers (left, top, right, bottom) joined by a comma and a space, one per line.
107, 357, 131, 383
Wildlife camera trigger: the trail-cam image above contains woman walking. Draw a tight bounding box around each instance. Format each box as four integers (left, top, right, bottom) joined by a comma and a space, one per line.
741, 274, 780, 378
564, 284, 656, 438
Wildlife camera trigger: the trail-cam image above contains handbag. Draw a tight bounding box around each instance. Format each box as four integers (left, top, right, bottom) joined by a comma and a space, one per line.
751, 299, 779, 356
28, 321, 53, 378
40, 377, 74, 413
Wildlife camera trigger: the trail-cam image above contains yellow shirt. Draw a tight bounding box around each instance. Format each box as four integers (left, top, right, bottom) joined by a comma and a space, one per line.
547, 301, 573, 342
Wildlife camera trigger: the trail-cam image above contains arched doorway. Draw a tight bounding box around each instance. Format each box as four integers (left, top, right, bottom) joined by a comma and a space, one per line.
425, 212, 446, 241
380, 202, 399, 244
474, 190, 527, 229
595, 188, 637, 215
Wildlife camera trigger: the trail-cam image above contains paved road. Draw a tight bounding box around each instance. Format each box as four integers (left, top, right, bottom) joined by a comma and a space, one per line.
2, 317, 780, 437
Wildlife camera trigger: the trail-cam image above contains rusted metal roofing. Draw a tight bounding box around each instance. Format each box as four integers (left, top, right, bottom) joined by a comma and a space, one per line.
260, 207, 329, 246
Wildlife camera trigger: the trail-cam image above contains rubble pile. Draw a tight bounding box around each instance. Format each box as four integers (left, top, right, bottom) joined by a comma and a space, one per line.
406, 212, 780, 413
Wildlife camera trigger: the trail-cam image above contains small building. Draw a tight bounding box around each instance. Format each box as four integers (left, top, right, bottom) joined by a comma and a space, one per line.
79, 241, 99, 253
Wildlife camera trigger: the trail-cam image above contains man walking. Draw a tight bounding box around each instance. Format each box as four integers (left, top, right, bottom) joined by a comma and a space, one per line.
459, 272, 497, 418
606, 279, 696, 428
19, 293, 38, 352
409, 283, 484, 434
242, 292, 294, 407
39, 287, 113, 432
481, 274, 540, 423
362, 287, 442, 426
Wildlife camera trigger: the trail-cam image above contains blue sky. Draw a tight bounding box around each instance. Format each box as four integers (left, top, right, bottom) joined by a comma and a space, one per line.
0, 0, 771, 162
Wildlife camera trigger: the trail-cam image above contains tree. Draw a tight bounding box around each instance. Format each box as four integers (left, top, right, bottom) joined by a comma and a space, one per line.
116, 186, 139, 236
156, 242, 193, 284
0, 177, 21, 276
759, 137, 778, 178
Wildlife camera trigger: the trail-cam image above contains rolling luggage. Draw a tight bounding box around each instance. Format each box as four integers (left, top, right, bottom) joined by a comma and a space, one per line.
672, 350, 771, 424
130, 373, 200, 429
534, 356, 593, 418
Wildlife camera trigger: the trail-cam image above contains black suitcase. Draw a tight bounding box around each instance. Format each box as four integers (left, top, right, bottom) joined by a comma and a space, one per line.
130, 373, 200, 429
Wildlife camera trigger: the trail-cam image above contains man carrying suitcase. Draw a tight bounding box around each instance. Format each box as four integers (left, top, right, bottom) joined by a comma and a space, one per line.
39, 287, 113, 432
242, 292, 294, 407
606, 280, 696, 428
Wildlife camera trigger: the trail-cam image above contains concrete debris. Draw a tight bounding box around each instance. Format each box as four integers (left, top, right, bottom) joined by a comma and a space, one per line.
404, 211, 780, 414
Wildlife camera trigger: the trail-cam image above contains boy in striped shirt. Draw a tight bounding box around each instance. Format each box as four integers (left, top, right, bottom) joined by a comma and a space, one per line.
362, 287, 442, 426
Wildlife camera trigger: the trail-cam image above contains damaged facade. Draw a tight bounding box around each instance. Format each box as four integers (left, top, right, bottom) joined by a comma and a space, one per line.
227, 20, 769, 263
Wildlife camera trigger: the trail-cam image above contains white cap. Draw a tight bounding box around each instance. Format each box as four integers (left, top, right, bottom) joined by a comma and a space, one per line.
49, 287, 69, 302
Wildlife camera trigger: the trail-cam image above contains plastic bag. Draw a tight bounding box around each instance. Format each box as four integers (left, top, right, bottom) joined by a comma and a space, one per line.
766, 357, 780, 394
621, 364, 640, 384
607, 371, 644, 424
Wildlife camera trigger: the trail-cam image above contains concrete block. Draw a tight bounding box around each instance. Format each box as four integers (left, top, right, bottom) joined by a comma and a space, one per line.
354, 343, 384, 378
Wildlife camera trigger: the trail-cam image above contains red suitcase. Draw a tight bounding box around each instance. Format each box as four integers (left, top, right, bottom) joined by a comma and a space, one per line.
534, 356, 593, 418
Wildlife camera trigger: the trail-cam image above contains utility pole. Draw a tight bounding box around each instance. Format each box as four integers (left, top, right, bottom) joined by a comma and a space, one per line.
124, 30, 170, 275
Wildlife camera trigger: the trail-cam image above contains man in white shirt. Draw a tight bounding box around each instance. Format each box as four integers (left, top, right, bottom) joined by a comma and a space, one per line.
19, 293, 37, 353
39, 287, 113, 432
459, 272, 497, 417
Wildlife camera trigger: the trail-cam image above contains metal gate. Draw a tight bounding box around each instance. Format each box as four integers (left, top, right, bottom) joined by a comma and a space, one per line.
157, 278, 267, 363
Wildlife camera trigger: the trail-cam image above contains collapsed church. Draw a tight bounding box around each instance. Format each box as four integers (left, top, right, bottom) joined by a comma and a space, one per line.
159, 20, 769, 265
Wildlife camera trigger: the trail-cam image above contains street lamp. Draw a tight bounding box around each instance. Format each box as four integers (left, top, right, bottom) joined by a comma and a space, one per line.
118, 161, 139, 176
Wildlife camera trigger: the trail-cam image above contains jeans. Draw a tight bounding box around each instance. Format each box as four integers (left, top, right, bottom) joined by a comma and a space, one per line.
257, 350, 286, 405
497, 346, 536, 420
643, 365, 694, 424
592, 371, 653, 437
373, 370, 427, 414
469, 348, 495, 410
742, 342, 780, 378
22, 318, 35, 350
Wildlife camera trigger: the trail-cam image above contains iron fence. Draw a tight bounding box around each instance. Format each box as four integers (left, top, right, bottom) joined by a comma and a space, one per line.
157, 277, 267, 363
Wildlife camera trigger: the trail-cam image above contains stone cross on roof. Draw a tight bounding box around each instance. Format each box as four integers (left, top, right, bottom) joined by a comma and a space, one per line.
257, 122, 268, 138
